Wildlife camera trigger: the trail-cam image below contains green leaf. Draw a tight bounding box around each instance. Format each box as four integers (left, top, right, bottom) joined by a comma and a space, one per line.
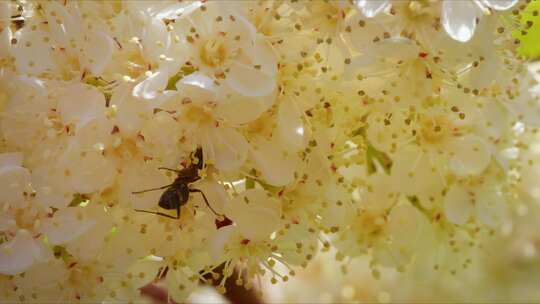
245, 177, 255, 189
407, 195, 428, 215
350, 122, 393, 175
245, 176, 282, 194
165, 65, 198, 90
351, 126, 366, 137
514, 0, 540, 59
68, 193, 89, 207
85, 76, 110, 88
366, 144, 393, 175
84, 76, 113, 105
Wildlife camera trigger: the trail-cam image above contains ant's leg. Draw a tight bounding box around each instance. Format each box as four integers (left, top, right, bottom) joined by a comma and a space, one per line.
154, 267, 164, 282
134, 209, 179, 219
189, 189, 221, 216
154, 266, 170, 282
158, 167, 182, 173
158, 266, 169, 280
132, 184, 173, 194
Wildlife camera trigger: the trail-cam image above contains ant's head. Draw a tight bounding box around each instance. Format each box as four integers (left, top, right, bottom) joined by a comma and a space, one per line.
192, 147, 204, 170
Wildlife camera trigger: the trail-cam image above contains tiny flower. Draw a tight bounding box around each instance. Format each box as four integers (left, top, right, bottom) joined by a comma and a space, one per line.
171, 3, 278, 97
0, 229, 51, 275
223, 188, 281, 242
354, 0, 518, 42
441, 0, 518, 42
0, 154, 31, 205
38, 207, 97, 246
444, 181, 509, 228
13, 2, 114, 77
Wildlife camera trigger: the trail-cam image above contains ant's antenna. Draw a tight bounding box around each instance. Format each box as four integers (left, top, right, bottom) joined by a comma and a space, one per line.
134, 209, 179, 219
132, 184, 173, 194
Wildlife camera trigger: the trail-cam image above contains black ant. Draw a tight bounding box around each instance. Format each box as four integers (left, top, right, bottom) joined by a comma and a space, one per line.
132, 147, 220, 219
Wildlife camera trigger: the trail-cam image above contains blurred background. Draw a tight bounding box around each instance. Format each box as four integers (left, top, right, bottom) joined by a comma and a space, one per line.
181, 198, 540, 303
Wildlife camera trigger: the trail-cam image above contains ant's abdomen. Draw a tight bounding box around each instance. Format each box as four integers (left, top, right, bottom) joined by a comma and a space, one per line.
158, 188, 181, 210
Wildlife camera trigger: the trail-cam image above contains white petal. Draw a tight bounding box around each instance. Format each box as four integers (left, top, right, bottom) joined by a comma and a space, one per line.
366, 110, 413, 154
479, 102, 508, 141
42, 1, 78, 47
75, 116, 114, 150
0, 27, 11, 58
0, 213, 15, 231
245, 38, 278, 76
226, 61, 276, 97
274, 224, 318, 266
355, 0, 391, 18
58, 84, 106, 128
207, 225, 236, 262
362, 172, 397, 212
178, 72, 216, 92
60, 145, 117, 194
213, 87, 276, 125
385, 202, 423, 266
228, 13, 258, 45
0, 165, 31, 204
387, 203, 421, 244
125, 259, 163, 288
443, 185, 473, 225
250, 136, 297, 187
0, 230, 48, 275
315, 43, 345, 77
519, 163, 540, 200
139, 112, 181, 164
133, 69, 169, 99
441, 0, 479, 42
319, 186, 355, 228
79, 31, 114, 75
12, 75, 47, 98
39, 207, 96, 245
344, 13, 388, 53
141, 17, 171, 62
448, 135, 491, 176
204, 127, 248, 172
475, 186, 508, 227
390, 147, 444, 206
480, 0, 518, 10
505, 91, 540, 128
155, 1, 203, 20
0, 2, 9, 22
112, 85, 154, 137
368, 37, 419, 60
224, 189, 281, 241
166, 267, 199, 303
0, 152, 23, 167
277, 98, 305, 152
32, 166, 74, 209
14, 29, 56, 75
15, 259, 68, 291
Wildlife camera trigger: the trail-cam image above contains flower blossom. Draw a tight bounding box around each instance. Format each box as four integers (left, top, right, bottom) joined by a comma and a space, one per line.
355, 0, 519, 42
0, 1, 538, 303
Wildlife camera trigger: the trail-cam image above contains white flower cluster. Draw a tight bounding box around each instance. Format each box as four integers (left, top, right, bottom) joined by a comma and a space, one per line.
0, 0, 538, 302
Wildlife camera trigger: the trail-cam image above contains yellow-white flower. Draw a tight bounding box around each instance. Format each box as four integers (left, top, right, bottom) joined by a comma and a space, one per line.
354, 0, 518, 42
223, 188, 281, 242
0, 0, 537, 301
13, 1, 114, 77
443, 181, 508, 227
170, 2, 278, 97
